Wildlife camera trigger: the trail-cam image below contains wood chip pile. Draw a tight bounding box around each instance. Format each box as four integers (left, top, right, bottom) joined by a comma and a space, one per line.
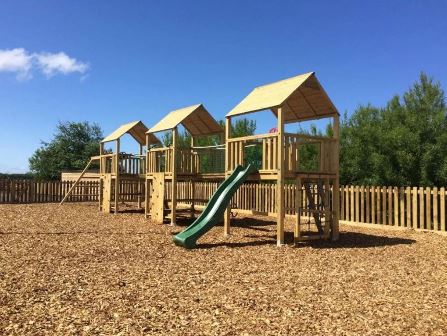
1, 203, 446, 335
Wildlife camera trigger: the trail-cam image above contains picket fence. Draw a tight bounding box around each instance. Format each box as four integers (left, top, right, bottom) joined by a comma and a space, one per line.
0, 179, 446, 233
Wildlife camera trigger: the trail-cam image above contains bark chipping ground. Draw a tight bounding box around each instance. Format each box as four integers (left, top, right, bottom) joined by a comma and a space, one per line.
1, 203, 446, 335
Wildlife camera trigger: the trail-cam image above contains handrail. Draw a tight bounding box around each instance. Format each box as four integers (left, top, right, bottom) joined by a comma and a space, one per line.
284, 133, 336, 141
227, 133, 278, 143
149, 147, 172, 152
192, 144, 225, 149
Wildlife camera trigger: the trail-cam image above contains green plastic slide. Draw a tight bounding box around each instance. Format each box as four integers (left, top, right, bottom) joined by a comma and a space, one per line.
173, 164, 254, 249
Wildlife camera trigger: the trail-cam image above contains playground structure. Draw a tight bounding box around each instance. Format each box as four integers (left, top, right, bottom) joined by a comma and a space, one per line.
223, 72, 340, 245
144, 104, 224, 224
61, 71, 340, 247
60, 121, 161, 213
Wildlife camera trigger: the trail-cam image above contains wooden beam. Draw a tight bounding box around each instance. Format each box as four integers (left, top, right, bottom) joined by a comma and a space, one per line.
277, 106, 285, 246
114, 139, 120, 214
171, 127, 178, 225
224, 117, 231, 236
98, 143, 104, 211
332, 115, 340, 240
59, 158, 93, 205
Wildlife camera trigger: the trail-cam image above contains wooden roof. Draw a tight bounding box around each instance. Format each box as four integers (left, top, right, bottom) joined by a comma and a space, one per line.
148, 104, 222, 136
101, 121, 160, 145
226, 72, 339, 123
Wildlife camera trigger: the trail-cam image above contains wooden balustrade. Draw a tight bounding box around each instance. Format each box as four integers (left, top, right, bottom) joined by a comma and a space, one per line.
147, 148, 173, 173
100, 154, 145, 175
226, 133, 336, 175
147, 146, 225, 175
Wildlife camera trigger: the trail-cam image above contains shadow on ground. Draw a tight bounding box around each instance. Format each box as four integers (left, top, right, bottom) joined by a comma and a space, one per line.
196, 231, 416, 249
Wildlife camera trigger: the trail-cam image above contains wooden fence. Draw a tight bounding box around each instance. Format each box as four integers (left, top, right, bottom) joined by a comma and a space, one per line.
1, 179, 446, 233
340, 186, 447, 232
0, 179, 99, 203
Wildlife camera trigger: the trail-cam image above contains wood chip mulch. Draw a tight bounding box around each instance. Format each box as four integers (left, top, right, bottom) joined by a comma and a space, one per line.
0, 203, 446, 335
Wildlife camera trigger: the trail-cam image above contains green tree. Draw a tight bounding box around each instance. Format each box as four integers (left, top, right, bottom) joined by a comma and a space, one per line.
340, 73, 447, 186
29, 121, 103, 180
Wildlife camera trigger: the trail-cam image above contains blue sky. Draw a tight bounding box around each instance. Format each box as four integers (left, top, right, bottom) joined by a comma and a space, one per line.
0, 0, 446, 173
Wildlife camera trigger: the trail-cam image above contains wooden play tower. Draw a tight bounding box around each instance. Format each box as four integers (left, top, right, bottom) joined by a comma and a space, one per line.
224, 72, 340, 245
97, 121, 160, 213
144, 104, 224, 224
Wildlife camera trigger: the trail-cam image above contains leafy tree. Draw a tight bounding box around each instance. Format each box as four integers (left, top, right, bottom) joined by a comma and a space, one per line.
29, 121, 103, 180
340, 73, 447, 186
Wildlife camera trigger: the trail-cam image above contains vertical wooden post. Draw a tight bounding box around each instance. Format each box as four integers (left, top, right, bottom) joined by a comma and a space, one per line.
393, 187, 399, 226
426, 186, 431, 230
114, 139, 120, 214
405, 187, 411, 228
412, 187, 418, 229
277, 106, 285, 246
433, 187, 438, 231
332, 114, 340, 240
137, 143, 143, 209
99, 142, 104, 211
419, 187, 424, 229
441, 187, 446, 232
224, 117, 231, 236
190, 136, 195, 218
145, 133, 150, 219
171, 127, 178, 225
295, 177, 302, 242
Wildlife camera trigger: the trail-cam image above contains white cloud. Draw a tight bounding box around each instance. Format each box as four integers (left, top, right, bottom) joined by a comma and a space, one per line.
0, 48, 89, 80
35, 52, 89, 77
0, 48, 33, 80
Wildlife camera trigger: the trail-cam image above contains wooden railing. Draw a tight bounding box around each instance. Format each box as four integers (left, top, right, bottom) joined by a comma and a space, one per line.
118, 154, 145, 175
147, 147, 173, 173
100, 153, 145, 175
147, 146, 225, 175
191, 146, 225, 174
227, 133, 337, 174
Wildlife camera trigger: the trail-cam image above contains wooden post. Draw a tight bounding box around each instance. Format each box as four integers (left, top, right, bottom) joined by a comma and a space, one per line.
426, 186, 431, 230
114, 139, 120, 214
295, 177, 302, 242
441, 187, 446, 232
190, 136, 195, 218
224, 117, 231, 236
412, 187, 418, 229
277, 106, 285, 246
433, 187, 438, 231
145, 133, 150, 219
171, 127, 178, 225
98, 142, 104, 211
332, 114, 340, 240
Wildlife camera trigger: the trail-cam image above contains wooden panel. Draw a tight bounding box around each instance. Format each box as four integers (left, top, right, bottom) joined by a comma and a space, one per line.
150, 173, 165, 223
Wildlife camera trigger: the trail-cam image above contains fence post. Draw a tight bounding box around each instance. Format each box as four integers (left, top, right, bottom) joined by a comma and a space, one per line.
441, 187, 446, 232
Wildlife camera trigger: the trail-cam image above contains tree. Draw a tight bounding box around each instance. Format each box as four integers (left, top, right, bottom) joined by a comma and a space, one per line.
29, 121, 103, 180
340, 73, 447, 186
